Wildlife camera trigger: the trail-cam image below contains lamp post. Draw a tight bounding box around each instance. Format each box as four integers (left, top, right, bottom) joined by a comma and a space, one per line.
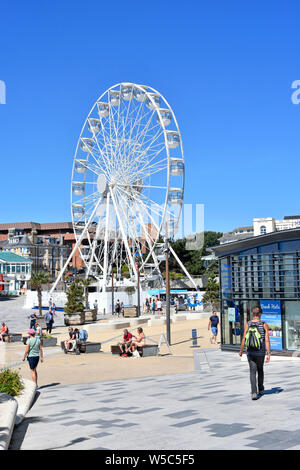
111, 267, 114, 316
164, 237, 171, 346
136, 262, 140, 317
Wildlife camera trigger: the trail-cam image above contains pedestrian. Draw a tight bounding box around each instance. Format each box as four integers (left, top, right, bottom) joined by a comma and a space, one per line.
45, 310, 54, 334
208, 311, 219, 344
120, 301, 124, 316
239, 306, 271, 400
29, 311, 37, 329
174, 297, 179, 313
151, 297, 155, 314
51, 303, 56, 315
93, 299, 98, 313
22, 329, 43, 386
49, 297, 53, 308
157, 298, 162, 312
35, 322, 42, 339
115, 300, 121, 317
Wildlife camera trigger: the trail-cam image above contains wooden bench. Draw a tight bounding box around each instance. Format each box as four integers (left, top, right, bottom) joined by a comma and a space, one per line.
111, 344, 159, 357
2, 333, 22, 343
60, 340, 101, 355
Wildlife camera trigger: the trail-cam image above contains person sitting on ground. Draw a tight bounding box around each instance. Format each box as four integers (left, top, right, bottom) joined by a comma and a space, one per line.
64, 327, 76, 351
119, 329, 134, 356
0, 322, 9, 341
130, 327, 146, 354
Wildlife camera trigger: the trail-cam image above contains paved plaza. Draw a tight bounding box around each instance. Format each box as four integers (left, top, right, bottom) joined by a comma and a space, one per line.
9, 349, 300, 450
0, 296, 65, 332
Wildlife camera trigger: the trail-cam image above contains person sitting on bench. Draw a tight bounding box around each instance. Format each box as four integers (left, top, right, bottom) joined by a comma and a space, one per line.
0, 322, 9, 341
78, 328, 88, 343
130, 327, 146, 354
119, 329, 134, 356
64, 327, 78, 351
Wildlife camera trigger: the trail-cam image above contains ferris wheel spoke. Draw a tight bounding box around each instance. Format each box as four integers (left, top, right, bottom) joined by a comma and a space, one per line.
136, 157, 168, 180
121, 98, 147, 163
109, 187, 138, 279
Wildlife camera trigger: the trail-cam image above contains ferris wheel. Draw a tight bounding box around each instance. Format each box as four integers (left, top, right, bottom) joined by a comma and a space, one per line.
51, 83, 197, 293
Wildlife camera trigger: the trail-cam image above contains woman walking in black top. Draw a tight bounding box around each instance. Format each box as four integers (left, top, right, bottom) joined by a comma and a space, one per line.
239, 306, 271, 400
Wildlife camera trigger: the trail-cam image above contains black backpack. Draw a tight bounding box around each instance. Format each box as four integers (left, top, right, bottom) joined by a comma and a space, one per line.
245, 324, 262, 351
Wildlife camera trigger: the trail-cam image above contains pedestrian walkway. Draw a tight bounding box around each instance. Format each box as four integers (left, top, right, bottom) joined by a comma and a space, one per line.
10, 350, 300, 450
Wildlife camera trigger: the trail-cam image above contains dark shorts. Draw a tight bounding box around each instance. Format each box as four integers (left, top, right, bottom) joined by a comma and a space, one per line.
27, 356, 39, 370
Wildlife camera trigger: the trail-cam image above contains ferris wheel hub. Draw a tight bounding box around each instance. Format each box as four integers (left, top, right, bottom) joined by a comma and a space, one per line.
97, 174, 108, 195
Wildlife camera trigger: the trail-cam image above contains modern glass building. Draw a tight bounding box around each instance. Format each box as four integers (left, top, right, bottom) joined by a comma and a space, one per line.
212, 228, 300, 355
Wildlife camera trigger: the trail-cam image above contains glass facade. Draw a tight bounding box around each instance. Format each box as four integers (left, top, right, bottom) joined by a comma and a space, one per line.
219, 238, 300, 353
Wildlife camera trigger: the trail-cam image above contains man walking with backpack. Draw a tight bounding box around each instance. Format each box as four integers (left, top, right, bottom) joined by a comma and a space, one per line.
239, 306, 271, 400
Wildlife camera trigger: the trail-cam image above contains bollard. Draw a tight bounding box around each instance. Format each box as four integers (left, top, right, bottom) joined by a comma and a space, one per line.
191, 329, 198, 347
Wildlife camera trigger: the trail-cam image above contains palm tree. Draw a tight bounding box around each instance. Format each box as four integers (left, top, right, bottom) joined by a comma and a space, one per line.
81, 277, 94, 310
31, 271, 51, 316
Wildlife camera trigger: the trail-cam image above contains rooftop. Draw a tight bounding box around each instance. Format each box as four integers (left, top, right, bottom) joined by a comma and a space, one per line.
0, 252, 33, 263
0, 222, 73, 231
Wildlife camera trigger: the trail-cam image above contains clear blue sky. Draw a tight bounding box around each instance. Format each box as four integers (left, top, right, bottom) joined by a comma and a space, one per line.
1, 0, 300, 234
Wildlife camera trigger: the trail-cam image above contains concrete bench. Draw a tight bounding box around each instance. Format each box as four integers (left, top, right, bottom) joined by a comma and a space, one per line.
2, 333, 22, 343
60, 340, 101, 355
111, 344, 159, 357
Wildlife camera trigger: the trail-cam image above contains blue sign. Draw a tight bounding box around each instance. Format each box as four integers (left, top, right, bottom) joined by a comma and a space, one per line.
192, 329, 197, 347
260, 300, 282, 350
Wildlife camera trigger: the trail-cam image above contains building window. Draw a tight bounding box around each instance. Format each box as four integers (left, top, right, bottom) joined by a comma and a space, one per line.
260, 225, 267, 235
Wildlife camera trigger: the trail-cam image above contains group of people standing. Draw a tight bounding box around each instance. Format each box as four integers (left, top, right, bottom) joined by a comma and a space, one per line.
145, 296, 162, 314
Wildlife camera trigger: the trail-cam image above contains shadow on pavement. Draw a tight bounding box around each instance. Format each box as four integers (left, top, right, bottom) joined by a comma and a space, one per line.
264, 387, 284, 395
38, 382, 60, 390
9, 416, 48, 450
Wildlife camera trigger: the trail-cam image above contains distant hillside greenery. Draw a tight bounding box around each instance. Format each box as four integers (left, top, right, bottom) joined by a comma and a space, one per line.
166, 231, 222, 276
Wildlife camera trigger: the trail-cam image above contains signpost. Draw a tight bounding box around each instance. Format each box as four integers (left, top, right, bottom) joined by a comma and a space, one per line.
260, 300, 282, 350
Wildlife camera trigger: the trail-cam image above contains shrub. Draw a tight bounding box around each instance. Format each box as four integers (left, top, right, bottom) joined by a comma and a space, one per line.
0, 368, 24, 397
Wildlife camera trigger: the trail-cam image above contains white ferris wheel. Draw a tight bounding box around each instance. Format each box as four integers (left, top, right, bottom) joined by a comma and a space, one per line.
51, 83, 196, 293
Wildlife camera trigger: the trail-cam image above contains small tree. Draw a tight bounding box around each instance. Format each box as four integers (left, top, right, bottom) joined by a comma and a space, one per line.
202, 273, 219, 311
31, 271, 51, 316
64, 278, 85, 314
81, 277, 94, 310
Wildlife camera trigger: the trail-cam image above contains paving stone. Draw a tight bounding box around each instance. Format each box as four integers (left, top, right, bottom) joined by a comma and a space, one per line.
165, 410, 198, 419
171, 418, 208, 427
205, 423, 254, 437
10, 350, 300, 450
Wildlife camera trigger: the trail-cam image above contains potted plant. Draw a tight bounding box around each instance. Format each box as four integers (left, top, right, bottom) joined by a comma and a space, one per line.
81, 278, 97, 322
41, 333, 57, 347
64, 278, 85, 325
